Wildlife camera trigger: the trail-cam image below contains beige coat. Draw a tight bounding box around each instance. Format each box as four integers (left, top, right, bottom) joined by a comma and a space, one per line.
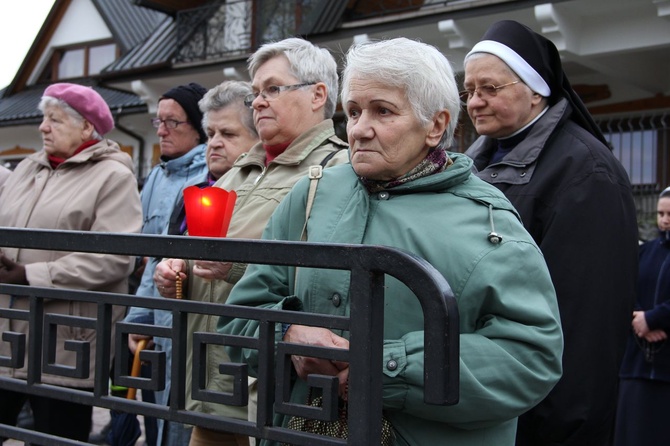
183, 119, 349, 418
0, 165, 10, 187
0, 139, 142, 387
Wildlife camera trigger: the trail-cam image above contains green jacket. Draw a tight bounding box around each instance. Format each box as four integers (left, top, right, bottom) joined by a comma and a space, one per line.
220, 153, 563, 445
183, 119, 348, 418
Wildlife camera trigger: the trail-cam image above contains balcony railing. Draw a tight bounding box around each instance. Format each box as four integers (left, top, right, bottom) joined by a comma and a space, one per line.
173, 0, 517, 64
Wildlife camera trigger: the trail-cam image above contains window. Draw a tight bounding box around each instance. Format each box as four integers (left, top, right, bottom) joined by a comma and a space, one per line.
598, 114, 670, 187
42, 42, 117, 81
597, 112, 670, 235
606, 129, 657, 185
58, 48, 85, 78
88, 44, 117, 75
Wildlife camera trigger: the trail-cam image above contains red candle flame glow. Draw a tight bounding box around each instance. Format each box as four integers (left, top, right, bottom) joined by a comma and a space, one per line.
183, 186, 236, 237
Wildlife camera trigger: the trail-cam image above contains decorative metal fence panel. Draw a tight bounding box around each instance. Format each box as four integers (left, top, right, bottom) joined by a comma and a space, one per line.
0, 228, 459, 445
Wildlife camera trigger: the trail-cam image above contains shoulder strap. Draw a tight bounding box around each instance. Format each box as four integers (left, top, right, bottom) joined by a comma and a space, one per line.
319, 149, 339, 167
301, 165, 323, 241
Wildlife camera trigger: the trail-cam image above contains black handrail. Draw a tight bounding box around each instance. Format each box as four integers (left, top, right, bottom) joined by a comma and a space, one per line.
0, 227, 459, 445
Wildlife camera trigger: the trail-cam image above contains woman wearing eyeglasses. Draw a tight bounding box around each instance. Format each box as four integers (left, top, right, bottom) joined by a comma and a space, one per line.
463, 20, 638, 446
153, 37, 348, 446
124, 82, 209, 446
133, 82, 209, 299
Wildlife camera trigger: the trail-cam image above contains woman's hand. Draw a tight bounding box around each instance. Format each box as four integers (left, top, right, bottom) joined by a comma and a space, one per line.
154, 258, 187, 298
0, 255, 27, 285
192, 260, 232, 281
632, 310, 651, 337
644, 329, 667, 343
284, 325, 350, 398
128, 333, 154, 354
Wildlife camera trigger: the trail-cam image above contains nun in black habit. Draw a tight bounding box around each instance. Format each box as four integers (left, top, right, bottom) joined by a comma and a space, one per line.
463, 20, 639, 446
614, 187, 670, 446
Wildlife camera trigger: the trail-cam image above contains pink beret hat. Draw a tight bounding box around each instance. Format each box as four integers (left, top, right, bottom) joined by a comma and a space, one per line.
43, 83, 114, 135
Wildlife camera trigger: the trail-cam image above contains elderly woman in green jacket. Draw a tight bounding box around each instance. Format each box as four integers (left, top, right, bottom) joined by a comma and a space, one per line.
219, 38, 563, 446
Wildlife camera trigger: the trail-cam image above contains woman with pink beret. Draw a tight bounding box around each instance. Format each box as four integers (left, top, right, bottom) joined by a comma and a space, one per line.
0, 83, 143, 441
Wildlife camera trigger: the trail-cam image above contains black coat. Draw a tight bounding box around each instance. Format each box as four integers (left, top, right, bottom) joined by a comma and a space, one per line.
619, 235, 670, 381
466, 98, 639, 446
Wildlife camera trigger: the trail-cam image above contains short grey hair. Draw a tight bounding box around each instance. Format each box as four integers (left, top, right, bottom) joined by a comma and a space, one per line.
38, 96, 102, 140
247, 37, 338, 119
198, 81, 258, 138
341, 37, 460, 150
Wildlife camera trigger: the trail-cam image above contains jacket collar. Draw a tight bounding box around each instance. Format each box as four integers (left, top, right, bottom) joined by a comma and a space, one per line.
466, 98, 570, 170
31, 139, 134, 172
159, 144, 207, 175
235, 120, 345, 169
383, 152, 520, 216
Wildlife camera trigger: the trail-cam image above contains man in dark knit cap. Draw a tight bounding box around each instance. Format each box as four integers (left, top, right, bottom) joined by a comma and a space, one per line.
122, 82, 209, 446
463, 20, 638, 446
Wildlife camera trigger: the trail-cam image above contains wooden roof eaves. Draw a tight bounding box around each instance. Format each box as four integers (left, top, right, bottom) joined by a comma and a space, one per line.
97, 61, 173, 82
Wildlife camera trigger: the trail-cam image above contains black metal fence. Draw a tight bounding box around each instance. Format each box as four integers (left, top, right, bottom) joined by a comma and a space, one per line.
0, 228, 459, 445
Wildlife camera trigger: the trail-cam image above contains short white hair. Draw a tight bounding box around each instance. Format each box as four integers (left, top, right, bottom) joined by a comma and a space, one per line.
247, 37, 338, 119
199, 81, 257, 138
341, 38, 460, 150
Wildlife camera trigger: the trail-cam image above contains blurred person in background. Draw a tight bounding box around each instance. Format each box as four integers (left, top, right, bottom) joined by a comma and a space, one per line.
614, 187, 670, 446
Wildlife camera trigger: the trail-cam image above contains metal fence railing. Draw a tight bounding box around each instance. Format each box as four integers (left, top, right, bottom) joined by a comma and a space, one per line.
0, 228, 459, 445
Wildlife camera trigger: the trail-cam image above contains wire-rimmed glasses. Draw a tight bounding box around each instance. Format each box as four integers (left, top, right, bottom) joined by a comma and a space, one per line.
151, 118, 189, 129
459, 81, 520, 105
243, 83, 316, 108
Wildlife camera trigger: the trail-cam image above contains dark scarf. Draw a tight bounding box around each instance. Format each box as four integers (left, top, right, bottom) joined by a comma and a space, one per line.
658, 229, 670, 246
48, 139, 99, 169
489, 124, 534, 165
360, 148, 451, 193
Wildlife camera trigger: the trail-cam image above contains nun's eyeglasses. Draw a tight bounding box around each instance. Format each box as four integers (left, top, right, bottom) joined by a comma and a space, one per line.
243, 83, 316, 108
459, 81, 520, 104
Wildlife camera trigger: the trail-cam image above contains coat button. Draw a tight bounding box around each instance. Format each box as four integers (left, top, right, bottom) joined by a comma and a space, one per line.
520, 172, 526, 177
331, 293, 341, 307
379, 191, 389, 200
490, 172, 498, 178
386, 359, 398, 371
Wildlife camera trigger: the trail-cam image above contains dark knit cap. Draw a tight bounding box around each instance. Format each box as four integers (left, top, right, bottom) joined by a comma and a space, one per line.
466, 20, 607, 146
160, 82, 207, 144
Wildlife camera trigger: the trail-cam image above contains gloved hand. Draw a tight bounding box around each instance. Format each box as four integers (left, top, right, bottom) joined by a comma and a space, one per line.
0, 255, 28, 285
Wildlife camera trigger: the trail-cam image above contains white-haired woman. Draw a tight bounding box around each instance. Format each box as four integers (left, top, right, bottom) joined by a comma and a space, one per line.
0, 83, 142, 441
154, 39, 348, 446
220, 38, 563, 446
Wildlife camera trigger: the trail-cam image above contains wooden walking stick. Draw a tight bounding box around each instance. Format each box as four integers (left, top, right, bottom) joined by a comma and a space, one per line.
126, 338, 148, 400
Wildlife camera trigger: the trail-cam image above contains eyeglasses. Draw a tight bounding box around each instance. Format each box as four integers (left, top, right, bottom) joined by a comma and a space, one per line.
151, 118, 189, 129
243, 83, 316, 108
459, 81, 520, 104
